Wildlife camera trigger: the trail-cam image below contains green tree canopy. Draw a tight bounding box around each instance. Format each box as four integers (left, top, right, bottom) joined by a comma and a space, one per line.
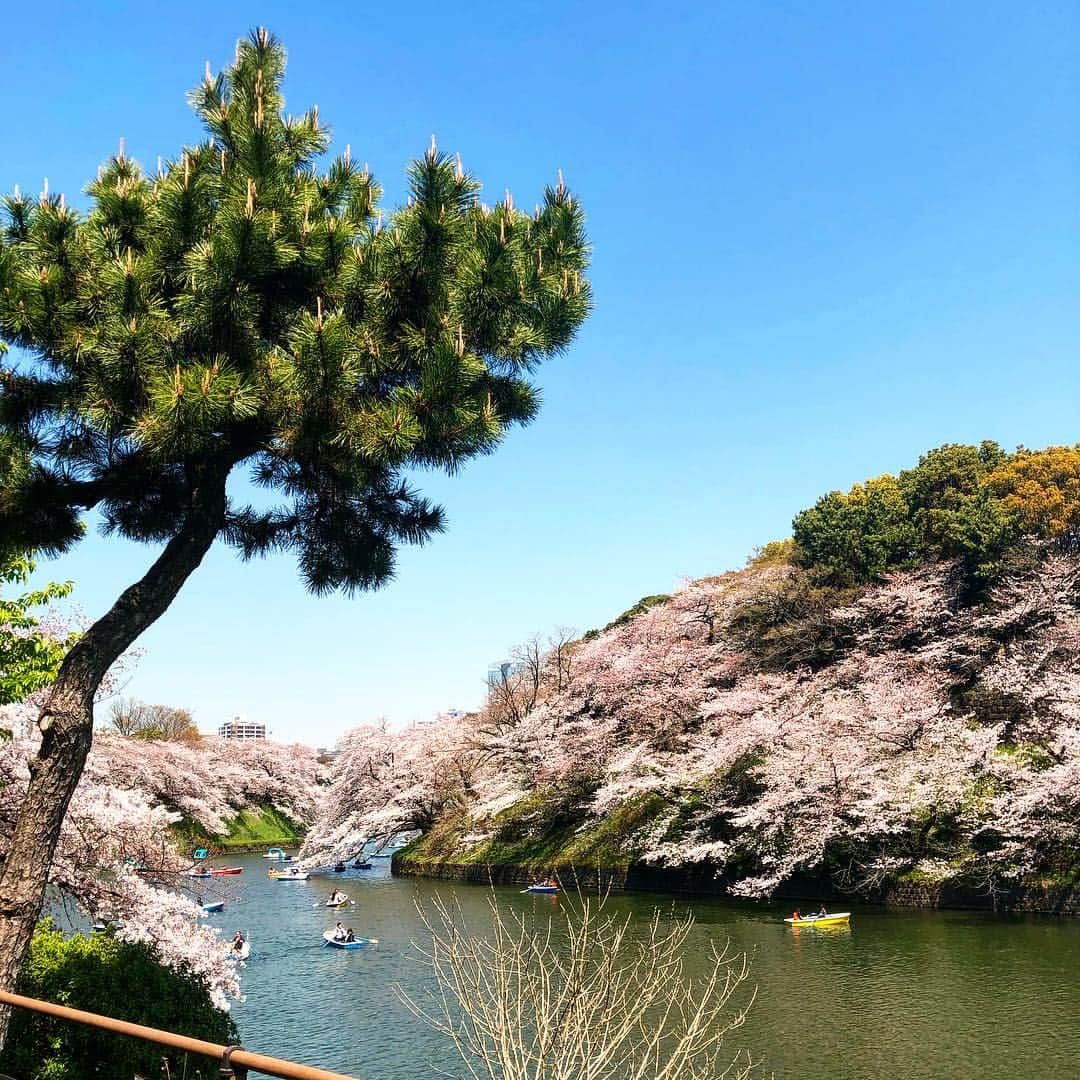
792, 473, 916, 586
897, 441, 1009, 556
789, 441, 1080, 587
0, 28, 590, 592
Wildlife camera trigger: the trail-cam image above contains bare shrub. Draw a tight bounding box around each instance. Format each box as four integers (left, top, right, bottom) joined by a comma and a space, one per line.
400, 889, 761, 1079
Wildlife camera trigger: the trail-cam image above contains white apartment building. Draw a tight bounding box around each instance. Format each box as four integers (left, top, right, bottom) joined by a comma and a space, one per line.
217, 715, 267, 740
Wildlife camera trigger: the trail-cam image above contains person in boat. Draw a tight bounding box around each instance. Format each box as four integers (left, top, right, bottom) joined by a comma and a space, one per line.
329, 890, 346, 905
817, 906, 828, 917
230, 930, 246, 953
333, 922, 347, 942
344, 928, 356, 943
792, 909, 801, 921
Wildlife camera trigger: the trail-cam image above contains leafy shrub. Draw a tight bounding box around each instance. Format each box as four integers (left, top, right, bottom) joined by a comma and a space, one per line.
746, 538, 797, 568
0, 922, 236, 1080
581, 594, 671, 641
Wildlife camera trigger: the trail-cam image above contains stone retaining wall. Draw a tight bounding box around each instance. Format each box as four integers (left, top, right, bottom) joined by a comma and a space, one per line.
392, 857, 1080, 915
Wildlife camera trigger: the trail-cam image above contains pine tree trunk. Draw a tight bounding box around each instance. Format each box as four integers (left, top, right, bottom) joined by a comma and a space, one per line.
0, 464, 229, 1050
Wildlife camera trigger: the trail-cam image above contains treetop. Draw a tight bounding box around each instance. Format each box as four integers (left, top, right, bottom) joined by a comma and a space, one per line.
0, 28, 591, 594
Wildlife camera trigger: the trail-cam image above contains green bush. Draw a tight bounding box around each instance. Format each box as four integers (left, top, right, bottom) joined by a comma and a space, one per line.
582, 594, 672, 640
791, 441, 1020, 586
0, 922, 236, 1080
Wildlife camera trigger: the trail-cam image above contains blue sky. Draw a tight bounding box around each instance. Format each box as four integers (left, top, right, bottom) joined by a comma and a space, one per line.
4, 2, 1078, 745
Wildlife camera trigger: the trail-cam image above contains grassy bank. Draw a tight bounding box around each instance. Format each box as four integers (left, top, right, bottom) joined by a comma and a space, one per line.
395, 791, 669, 874
392, 790, 1080, 916
173, 805, 305, 854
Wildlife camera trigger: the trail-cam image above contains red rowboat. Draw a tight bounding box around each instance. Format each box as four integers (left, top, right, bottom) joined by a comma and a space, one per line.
209, 867, 243, 876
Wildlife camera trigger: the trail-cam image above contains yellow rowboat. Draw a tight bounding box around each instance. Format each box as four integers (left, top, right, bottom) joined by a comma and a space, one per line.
783, 912, 851, 928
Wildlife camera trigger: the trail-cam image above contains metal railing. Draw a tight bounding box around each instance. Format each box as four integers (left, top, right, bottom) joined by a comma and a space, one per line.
0, 990, 357, 1079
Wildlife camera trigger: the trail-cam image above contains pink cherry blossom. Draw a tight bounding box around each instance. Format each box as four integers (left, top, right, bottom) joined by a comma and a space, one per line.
306, 555, 1080, 900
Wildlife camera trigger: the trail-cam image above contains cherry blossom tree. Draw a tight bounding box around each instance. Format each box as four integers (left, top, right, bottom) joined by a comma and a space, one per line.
1, 696, 326, 1010
300, 716, 474, 865
307, 552, 1080, 902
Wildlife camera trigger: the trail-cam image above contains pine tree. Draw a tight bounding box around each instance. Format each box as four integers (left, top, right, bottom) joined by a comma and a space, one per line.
0, 28, 590, 1037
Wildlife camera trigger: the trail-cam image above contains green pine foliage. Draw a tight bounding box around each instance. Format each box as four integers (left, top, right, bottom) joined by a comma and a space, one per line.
0, 28, 591, 594
0, 921, 235, 1080
792, 473, 917, 586
791, 441, 1027, 586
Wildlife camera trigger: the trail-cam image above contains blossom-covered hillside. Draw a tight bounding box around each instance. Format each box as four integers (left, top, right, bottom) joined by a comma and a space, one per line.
0, 709, 326, 1007
87, 730, 326, 839
304, 551, 1080, 902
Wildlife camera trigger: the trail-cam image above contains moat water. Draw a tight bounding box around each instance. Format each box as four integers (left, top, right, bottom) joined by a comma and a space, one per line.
199, 854, 1079, 1079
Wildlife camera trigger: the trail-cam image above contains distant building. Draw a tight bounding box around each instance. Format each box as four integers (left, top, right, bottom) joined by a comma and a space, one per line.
486, 660, 524, 687
218, 715, 266, 740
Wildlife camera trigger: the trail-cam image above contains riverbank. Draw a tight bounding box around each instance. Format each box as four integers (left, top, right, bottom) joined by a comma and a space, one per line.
173, 805, 305, 854
391, 854, 1080, 915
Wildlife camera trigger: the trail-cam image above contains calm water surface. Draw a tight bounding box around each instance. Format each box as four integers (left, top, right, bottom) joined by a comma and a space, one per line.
207, 855, 1079, 1080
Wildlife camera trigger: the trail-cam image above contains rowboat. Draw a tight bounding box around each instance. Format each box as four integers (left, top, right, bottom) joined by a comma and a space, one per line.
322, 930, 377, 950
326, 894, 349, 908
269, 868, 309, 880
201, 900, 225, 914
209, 867, 243, 876
351, 860, 372, 870
525, 884, 560, 894
186, 869, 212, 879
784, 912, 851, 927
226, 938, 251, 960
